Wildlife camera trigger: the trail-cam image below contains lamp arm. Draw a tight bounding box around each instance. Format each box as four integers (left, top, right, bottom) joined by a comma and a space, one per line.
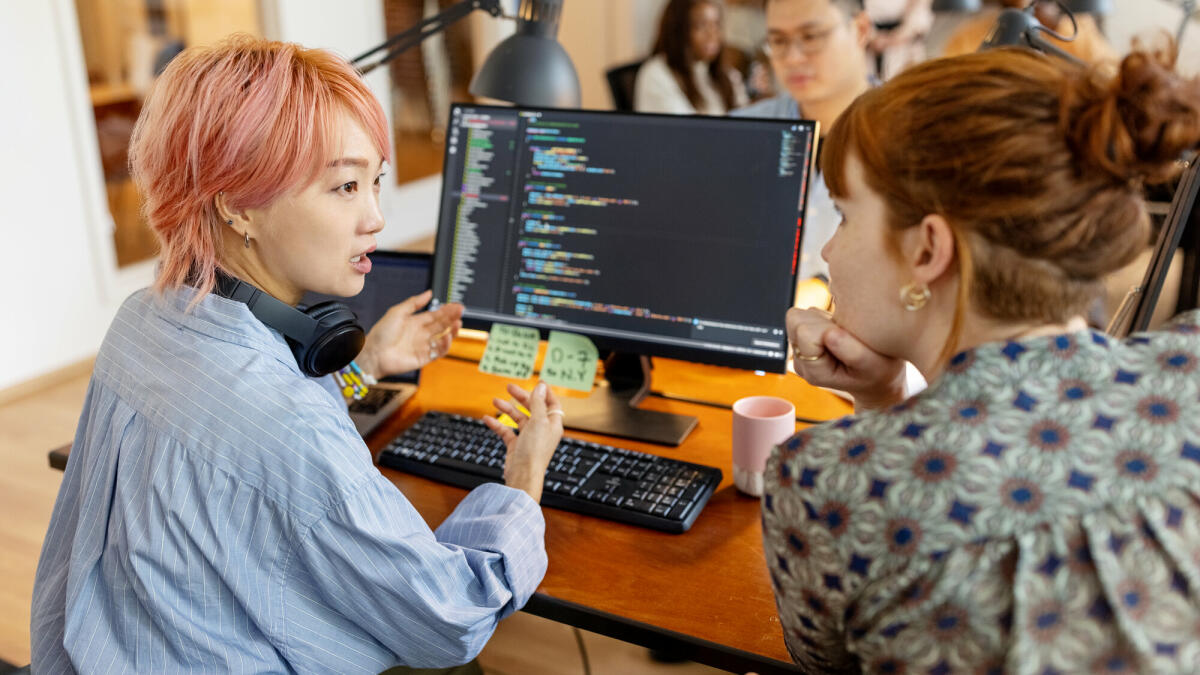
352, 0, 504, 75
1180, 0, 1196, 46
980, 4, 1084, 66
1025, 27, 1085, 66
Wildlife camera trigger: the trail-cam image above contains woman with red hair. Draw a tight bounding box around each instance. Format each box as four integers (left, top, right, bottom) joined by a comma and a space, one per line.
32, 35, 562, 673
767, 46, 1200, 671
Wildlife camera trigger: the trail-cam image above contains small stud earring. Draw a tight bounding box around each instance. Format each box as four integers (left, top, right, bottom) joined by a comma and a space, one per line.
226, 219, 233, 225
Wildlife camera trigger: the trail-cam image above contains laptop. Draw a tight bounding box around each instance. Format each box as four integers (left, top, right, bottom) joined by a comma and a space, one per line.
302, 250, 432, 436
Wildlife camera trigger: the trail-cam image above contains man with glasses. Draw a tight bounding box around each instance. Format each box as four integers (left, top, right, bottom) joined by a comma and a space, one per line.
734, 0, 873, 284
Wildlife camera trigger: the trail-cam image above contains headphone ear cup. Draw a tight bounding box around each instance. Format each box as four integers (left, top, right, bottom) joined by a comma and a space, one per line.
296, 301, 365, 377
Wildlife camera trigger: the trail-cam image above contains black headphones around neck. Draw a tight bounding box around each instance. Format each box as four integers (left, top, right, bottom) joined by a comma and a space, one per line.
212, 271, 364, 378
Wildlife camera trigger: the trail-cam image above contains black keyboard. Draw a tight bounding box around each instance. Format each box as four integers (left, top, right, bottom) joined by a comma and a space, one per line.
378, 411, 723, 533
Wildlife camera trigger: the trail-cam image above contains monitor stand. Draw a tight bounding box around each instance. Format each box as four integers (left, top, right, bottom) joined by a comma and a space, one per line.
558, 353, 698, 446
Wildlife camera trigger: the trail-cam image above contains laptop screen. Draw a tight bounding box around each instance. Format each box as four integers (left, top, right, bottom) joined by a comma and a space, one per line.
301, 250, 432, 384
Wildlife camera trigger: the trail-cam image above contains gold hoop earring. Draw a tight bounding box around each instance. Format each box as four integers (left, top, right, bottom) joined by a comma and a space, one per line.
244, 232, 251, 249
899, 282, 930, 311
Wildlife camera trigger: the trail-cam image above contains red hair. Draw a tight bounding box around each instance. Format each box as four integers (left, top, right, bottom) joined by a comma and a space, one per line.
129, 34, 391, 305
822, 47, 1200, 363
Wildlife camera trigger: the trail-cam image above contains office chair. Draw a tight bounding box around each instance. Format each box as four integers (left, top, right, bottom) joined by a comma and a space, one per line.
605, 60, 643, 111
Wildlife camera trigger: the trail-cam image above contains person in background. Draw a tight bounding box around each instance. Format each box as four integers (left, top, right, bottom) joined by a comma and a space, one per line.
768, 45, 1200, 671
635, 0, 750, 115
733, 0, 873, 286
31, 35, 563, 674
864, 0, 934, 78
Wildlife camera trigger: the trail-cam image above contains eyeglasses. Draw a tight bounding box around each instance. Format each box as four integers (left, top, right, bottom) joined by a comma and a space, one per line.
761, 25, 839, 58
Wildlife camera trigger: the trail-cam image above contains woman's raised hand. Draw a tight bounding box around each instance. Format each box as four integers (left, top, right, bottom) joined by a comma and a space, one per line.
484, 382, 564, 503
356, 290, 464, 378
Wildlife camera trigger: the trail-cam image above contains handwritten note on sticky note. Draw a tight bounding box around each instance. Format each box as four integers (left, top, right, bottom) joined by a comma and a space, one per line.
541, 331, 599, 392
479, 323, 539, 379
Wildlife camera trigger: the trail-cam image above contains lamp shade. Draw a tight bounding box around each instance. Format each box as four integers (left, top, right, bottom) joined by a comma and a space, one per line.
932, 0, 982, 11
469, 0, 581, 108
470, 35, 581, 107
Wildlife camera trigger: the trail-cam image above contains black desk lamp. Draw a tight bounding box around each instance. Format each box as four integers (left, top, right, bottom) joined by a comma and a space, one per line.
979, 1, 1083, 65
352, 0, 581, 108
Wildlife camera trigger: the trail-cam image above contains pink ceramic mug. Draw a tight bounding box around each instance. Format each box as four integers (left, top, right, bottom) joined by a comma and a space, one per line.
732, 396, 796, 497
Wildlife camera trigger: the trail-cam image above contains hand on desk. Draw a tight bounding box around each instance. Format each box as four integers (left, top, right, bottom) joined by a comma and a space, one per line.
786, 307, 907, 412
356, 290, 464, 378
484, 382, 564, 503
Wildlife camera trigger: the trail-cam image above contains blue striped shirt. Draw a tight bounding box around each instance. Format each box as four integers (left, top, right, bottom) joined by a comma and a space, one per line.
31, 287, 547, 673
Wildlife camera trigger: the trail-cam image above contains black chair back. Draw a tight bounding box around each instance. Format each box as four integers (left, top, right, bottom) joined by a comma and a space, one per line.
605, 60, 644, 111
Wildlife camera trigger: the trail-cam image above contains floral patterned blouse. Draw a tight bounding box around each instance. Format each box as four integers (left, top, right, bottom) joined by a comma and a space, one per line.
762, 311, 1200, 674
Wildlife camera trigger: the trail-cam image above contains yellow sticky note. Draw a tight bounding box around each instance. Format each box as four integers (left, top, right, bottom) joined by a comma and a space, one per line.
479, 323, 539, 379
541, 331, 599, 392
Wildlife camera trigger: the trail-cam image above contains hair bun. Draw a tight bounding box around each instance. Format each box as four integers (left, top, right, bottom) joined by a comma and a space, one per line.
1065, 43, 1200, 186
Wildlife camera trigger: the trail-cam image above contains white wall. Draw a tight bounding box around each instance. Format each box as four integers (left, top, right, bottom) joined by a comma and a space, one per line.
0, 1, 133, 392
1109, 0, 1199, 76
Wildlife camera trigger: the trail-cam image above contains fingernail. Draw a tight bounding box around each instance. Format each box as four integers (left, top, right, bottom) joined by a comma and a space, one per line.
535, 382, 546, 396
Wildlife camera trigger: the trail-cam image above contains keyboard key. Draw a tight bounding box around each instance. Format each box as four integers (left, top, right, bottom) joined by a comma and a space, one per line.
434, 455, 503, 480
668, 500, 694, 521
626, 499, 655, 513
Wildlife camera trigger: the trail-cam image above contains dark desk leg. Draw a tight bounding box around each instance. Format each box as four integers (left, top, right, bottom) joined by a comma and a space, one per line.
523, 594, 802, 675
48, 444, 71, 471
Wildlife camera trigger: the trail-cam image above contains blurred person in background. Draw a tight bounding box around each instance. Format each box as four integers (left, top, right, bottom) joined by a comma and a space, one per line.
635, 0, 750, 114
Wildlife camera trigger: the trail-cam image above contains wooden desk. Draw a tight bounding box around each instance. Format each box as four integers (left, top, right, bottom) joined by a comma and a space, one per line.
49, 342, 852, 674
368, 342, 851, 674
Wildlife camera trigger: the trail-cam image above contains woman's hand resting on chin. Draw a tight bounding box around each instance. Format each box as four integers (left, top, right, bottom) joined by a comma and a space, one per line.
786, 307, 908, 412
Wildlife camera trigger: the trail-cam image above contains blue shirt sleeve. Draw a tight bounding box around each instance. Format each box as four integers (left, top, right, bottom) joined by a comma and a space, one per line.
286, 475, 546, 669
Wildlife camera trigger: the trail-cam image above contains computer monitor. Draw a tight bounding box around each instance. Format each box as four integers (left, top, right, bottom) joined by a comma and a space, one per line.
1117, 156, 1200, 335
430, 104, 818, 444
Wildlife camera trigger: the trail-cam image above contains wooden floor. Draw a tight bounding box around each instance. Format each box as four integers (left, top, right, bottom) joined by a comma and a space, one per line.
0, 369, 722, 674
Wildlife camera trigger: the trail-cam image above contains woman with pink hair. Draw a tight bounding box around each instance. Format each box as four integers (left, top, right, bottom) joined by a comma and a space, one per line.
32, 35, 562, 674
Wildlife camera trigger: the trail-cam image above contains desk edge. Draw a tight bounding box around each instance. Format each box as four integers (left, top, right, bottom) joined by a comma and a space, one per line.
524, 593, 801, 674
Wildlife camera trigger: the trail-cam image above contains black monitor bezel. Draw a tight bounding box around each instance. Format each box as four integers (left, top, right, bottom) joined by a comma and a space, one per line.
431, 103, 820, 374
1125, 157, 1200, 335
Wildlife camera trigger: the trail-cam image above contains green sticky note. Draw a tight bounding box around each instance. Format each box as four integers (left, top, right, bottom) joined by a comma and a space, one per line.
541, 331, 599, 392
479, 323, 540, 379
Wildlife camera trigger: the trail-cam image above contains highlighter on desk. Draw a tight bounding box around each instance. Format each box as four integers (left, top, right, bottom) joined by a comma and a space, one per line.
495, 402, 529, 429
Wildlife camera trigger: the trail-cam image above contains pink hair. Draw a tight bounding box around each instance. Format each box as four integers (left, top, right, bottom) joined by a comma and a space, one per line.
128, 34, 391, 305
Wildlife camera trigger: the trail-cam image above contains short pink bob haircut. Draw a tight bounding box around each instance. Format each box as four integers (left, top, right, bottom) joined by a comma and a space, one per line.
129, 34, 391, 302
